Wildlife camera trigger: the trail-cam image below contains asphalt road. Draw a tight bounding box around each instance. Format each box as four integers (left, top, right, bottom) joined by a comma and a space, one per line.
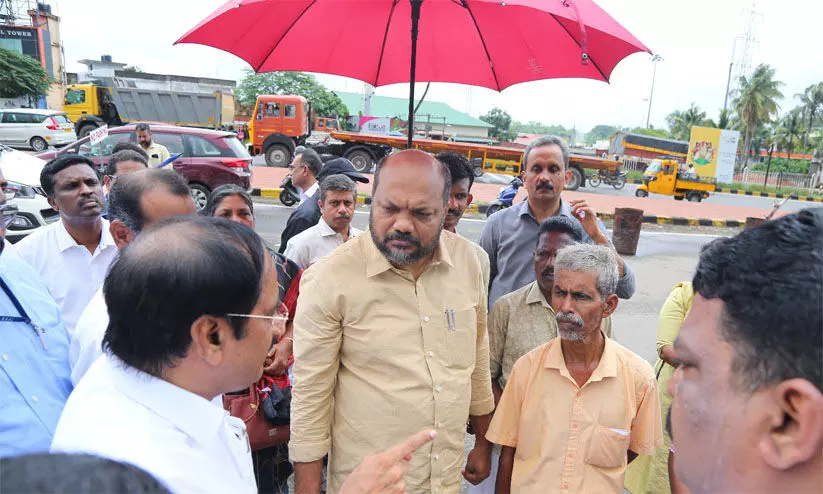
255, 201, 722, 364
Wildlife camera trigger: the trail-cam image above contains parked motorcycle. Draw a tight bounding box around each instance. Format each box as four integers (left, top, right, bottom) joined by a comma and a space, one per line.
486, 177, 523, 218
279, 174, 301, 206
589, 168, 627, 190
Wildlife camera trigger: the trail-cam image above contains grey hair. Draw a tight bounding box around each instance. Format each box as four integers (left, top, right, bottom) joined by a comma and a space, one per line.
134, 123, 151, 134
554, 244, 619, 299
320, 174, 357, 203
523, 135, 570, 169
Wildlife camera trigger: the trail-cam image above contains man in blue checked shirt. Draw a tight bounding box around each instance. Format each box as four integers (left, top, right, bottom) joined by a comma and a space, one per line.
0, 169, 72, 457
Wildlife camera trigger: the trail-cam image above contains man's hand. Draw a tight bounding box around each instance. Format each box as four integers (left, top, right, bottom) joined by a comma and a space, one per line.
569, 199, 605, 242
462, 441, 492, 485
263, 339, 292, 377
340, 429, 437, 494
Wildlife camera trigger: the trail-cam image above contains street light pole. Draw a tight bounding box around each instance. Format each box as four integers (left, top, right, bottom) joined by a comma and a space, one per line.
646, 55, 663, 129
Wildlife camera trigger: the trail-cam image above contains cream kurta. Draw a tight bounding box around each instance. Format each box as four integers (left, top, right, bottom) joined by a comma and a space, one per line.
291, 230, 495, 494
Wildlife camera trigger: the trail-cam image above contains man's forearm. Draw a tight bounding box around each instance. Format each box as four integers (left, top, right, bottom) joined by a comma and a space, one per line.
592, 230, 626, 277
295, 460, 324, 494
492, 381, 504, 408
496, 446, 515, 494
469, 414, 492, 448
660, 345, 680, 368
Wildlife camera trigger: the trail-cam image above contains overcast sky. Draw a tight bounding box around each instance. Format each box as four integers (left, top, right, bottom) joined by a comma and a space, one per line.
52, 0, 822, 133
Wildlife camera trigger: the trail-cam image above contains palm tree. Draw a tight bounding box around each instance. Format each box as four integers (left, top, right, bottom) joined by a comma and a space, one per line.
774, 108, 804, 156
666, 103, 707, 140
734, 64, 784, 169
705, 108, 735, 129
796, 82, 823, 152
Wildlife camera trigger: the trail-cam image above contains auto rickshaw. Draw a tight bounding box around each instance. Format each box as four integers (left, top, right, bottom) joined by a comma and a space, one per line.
635, 159, 716, 202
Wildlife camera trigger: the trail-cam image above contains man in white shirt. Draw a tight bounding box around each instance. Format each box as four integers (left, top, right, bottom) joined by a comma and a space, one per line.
52, 216, 279, 493
290, 147, 322, 204
284, 174, 362, 269
70, 169, 197, 385
17, 154, 118, 333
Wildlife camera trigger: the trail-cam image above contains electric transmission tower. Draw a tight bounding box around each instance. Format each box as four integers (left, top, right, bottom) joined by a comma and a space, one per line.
0, 0, 35, 25
723, 1, 762, 111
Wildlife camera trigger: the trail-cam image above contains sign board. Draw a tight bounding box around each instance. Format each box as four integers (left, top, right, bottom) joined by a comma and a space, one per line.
359, 116, 406, 135
717, 129, 740, 183
0, 25, 40, 63
89, 125, 109, 145
687, 126, 740, 181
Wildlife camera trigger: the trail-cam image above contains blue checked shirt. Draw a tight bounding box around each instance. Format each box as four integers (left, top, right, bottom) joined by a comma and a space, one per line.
0, 241, 72, 457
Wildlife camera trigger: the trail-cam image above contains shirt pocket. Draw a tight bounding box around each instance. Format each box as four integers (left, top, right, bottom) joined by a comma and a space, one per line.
585, 426, 631, 469
444, 307, 477, 369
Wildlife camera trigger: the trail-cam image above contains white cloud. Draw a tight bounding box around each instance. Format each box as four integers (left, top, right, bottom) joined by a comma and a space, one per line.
51, 0, 822, 132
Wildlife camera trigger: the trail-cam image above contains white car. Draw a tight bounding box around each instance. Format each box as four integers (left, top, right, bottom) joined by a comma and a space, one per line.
0, 145, 59, 242
0, 108, 77, 152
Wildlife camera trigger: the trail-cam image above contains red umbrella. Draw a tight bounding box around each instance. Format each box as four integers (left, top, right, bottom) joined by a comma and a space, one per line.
177, 0, 650, 148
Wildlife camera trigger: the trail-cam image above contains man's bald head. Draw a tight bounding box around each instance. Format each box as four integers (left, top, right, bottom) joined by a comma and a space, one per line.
373, 150, 451, 207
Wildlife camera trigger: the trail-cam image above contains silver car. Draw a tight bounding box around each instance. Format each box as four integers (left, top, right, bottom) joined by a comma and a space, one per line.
0, 108, 77, 152
0, 145, 60, 242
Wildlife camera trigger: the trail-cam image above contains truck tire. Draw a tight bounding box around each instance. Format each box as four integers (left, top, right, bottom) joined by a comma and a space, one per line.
687, 191, 702, 202
188, 183, 210, 211
29, 136, 47, 152
265, 144, 291, 167
566, 166, 584, 191
345, 149, 373, 173
78, 124, 98, 138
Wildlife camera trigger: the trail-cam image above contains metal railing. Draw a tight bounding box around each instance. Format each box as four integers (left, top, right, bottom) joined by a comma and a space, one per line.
733, 170, 817, 193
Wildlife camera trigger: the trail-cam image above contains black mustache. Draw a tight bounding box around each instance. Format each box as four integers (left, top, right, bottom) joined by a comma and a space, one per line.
384, 232, 421, 245
335, 215, 351, 220
536, 181, 554, 191
541, 268, 553, 278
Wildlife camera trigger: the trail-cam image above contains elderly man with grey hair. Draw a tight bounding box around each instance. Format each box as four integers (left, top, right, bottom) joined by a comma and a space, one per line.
283, 173, 363, 269
487, 244, 662, 494
479, 135, 635, 309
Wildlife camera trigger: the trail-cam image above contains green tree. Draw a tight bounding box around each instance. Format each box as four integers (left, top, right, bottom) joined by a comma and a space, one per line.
734, 64, 784, 169
480, 107, 517, 142
0, 48, 50, 101
774, 108, 804, 156
705, 108, 736, 129
123, 65, 143, 72
236, 69, 348, 117
629, 126, 672, 139
666, 103, 707, 140
584, 124, 620, 145
795, 82, 823, 152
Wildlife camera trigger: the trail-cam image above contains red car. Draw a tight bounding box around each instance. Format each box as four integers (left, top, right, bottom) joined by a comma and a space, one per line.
37, 124, 252, 210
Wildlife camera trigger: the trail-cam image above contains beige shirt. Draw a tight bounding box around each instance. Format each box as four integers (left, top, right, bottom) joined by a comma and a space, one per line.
489, 281, 612, 390
291, 231, 495, 494
469, 240, 490, 292
283, 218, 362, 269
142, 142, 171, 168
486, 337, 662, 494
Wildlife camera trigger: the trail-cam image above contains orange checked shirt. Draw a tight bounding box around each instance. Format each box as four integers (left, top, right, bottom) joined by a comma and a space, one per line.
486, 335, 663, 494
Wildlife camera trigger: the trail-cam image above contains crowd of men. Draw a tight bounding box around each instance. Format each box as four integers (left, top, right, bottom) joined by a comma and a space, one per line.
0, 133, 820, 494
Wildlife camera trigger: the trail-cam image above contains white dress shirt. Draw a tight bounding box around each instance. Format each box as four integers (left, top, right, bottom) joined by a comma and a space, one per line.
298, 182, 319, 204
51, 354, 256, 494
70, 287, 107, 385
283, 217, 362, 269
16, 218, 117, 334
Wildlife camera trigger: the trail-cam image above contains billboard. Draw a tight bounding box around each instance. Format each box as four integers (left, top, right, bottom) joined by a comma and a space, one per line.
717, 129, 740, 183
359, 116, 406, 135
0, 25, 40, 62
687, 126, 740, 181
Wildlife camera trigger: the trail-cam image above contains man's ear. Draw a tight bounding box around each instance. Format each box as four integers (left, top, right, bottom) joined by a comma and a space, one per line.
109, 220, 134, 249
760, 379, 823, 470
47, 196, 59, 211
602, 294, 619, 318
467, 193, 474, 206
564, 169, 573, 187
190, 315, 226, 367
318, 199, 324, 213
103, 175, 112, 190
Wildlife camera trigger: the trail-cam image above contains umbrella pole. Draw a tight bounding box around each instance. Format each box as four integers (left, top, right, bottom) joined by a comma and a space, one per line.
407, 0, 423, 149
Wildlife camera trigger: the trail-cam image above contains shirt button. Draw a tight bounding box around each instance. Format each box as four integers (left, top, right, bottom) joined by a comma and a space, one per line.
423, 316, 430, 322
568, 452, 574, 458
437, 422, 443, 428
561, 482, 569, 489
433, 454, 440, 460
1, 354, 8, 361
428, 351, 435, 357
435, 385, 442, 393
31, 395, 39, 403
434, 488, 439, 494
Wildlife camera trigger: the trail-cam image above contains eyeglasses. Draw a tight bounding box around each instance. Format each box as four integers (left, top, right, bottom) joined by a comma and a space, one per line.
0, 202, 19, 229
226, 302, 289, 338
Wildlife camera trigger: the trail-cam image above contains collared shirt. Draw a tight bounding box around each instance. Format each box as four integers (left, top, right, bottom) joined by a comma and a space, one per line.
478, 200, 636, 308
278, 190, 321, 254
16, 218, 118, 334
486, 337, 662, 494
142, 142, 171, 168
283, 217, 362, 269
0, 240, 72, 457
299, 181, 319, 204
489, 281, 612, 390
51, 354, 256, 493
69, 286, 106, 385
292, 231, 494, 494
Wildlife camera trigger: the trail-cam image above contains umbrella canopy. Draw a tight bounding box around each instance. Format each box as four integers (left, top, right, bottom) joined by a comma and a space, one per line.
178, 0, 650, 147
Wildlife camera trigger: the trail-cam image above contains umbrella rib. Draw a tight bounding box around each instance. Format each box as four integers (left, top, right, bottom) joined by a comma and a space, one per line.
255, 0, 318, 72
548, 13, 608, 81
374, 0, 401, 86
462, 1, 502, 91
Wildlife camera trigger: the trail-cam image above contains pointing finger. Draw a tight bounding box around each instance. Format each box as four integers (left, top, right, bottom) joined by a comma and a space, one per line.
385, 429, 437, 462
